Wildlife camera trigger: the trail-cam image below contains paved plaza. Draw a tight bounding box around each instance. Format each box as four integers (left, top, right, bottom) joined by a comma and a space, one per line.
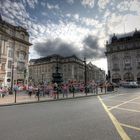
0, 87, 140, 140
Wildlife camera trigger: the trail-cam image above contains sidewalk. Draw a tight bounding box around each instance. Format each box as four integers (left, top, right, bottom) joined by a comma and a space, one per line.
0, 89, 118, 106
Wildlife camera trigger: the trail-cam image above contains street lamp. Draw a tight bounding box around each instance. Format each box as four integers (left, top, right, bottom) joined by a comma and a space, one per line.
84, 57, 87, 95
24, 68, 27, 85
52, 56, 63, 99
10, 64, 14, 93
41, 72, 44, 85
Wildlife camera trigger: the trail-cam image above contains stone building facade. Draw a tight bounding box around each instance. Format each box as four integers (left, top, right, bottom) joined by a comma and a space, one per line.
29, 54, 105, 84
0, 15, 31, 87
105, 29, 140, 83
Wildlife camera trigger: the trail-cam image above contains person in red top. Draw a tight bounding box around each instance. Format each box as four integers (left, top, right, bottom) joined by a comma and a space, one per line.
63, 84, 68, 98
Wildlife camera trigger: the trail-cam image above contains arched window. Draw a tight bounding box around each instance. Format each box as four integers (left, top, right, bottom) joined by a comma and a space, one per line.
123, 72, 134, 81
124, 55, 131, 70
112, 73, 121, 83
112, 55, 119, 71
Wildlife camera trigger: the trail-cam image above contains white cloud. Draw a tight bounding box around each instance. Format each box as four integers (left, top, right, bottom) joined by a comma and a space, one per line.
81, 0, 95, 8
42, 12, 47, 16
105, 13, 124, 34
66, 13, 71, 17
81, 17, 100, 27
117, 1, 130, 12
47, 3, 59, 10
129, 0, 140, 14
1, 0, 30, 26
26, 0, 38, 9
93, 58, 107, 72
74, 14, 79, 20
98, 0, 110, 9
104, 9, 111, 19
124, 14, 140, 32
41, 2, 46, 7
67, 0, 74, 4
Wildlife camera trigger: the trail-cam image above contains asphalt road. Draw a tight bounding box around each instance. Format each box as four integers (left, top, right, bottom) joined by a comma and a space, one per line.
0, 87, 140, 140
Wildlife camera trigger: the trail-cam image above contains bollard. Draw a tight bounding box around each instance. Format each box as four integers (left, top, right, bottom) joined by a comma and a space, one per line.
15, 90, 17, 103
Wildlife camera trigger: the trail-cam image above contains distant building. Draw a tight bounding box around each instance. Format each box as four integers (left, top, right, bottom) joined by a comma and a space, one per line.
29, 54, 105, 84
105, 29, 140, 83
0, 15, 32, 87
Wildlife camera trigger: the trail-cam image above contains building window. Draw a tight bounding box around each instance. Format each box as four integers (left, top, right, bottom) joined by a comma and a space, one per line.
17, 62, 25, 71
9, 29, 14, 36
8, 49, 13, 58
112, 63, 119, 71
7, 72, 11, 77
63, 68, 66, 72
18, 52, 25, 61
124, 56, 131, 70
8, 60, 12, 68
20, 34, 25, 40
137, 56, 140, 68
1, 64, 5, 70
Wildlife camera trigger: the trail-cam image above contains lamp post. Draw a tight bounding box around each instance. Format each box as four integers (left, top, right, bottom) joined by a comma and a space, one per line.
41, 72, 44, 85
84, 57, 87, 96
10, 64, 14, 93
24, 68, 26, 85
52, 56, 63, 99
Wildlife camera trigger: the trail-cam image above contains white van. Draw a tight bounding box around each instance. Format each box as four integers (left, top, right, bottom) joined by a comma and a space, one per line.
128, 81, 138, 88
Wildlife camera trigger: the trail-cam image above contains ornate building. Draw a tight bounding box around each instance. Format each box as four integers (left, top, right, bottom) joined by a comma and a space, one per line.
0, 15, 32, 87
29, 54, 105, 84
105, 29, 140, 83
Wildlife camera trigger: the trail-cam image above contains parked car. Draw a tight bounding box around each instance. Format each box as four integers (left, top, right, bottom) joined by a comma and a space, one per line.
128, 81, 138, 88
121, 81, 138, 88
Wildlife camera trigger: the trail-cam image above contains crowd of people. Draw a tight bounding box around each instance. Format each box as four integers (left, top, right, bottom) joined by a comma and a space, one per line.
0, 81, 115, 99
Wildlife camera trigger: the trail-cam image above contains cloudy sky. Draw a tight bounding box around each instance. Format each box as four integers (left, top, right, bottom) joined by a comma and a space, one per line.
1, 0, 140, 72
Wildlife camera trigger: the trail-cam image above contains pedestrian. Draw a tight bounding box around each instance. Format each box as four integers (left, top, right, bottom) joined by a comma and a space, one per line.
53, 83, 58, 99
28, 85, 33, 98
0, 87, 5, 98
36, 87, 40, 101
63, 84, 68, 98
71, 84, 75, 98
100, 83, 103, 93
95, 84, 98, 94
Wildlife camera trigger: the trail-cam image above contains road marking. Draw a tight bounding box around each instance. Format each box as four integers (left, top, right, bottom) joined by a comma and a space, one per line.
102, 94, 124, 100
120, 123, 140, 131
129, 102, 140, 105
98, 96, 131, 140
114, 107, 140, 113
109, 96, 140, 111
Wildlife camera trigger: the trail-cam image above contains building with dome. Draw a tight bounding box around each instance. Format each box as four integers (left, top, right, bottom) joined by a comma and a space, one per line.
105, 29, 140, 83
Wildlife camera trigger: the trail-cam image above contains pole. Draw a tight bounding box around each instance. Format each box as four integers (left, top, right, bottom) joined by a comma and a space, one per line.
15, 90, 16, 103
84, 57, 87, 96
37, 88, 40, 102
42, 73, 44, 84
11, 65, 14, 93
